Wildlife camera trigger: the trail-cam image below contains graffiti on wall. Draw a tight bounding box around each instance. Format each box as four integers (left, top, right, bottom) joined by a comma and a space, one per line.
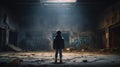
70, 36, 93, 49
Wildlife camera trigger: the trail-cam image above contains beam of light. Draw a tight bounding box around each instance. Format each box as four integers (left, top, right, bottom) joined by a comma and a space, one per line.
41, 0, 77, 3
43, 3, 74, 6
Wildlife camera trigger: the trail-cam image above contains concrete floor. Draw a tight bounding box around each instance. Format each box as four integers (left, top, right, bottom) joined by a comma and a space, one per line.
0, 52, 120, 67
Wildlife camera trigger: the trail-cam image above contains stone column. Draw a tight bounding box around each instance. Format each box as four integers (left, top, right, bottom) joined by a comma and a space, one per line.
5, 28, 9, 45
105, 28, 110, 49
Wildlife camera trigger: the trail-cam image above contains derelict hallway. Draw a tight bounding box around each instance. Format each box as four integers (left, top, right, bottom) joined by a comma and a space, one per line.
0, 0, 120, 67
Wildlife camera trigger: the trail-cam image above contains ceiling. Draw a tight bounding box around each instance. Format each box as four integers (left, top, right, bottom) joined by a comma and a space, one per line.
0, 0, 119, 31
0, 0, 119, 6
0, 0, 119, 16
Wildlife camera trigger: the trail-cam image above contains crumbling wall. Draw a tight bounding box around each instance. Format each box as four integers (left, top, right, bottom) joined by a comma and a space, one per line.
97, 2, 120, 49
0, 7, 18, 51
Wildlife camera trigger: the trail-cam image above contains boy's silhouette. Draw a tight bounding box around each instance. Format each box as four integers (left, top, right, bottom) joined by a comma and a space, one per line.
53, 31, 65, 63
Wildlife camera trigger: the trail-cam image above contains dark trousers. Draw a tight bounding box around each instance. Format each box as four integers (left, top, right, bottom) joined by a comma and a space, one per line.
55, 49, 62, 60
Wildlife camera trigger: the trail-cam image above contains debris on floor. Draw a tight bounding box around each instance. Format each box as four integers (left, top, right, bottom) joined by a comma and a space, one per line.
0, 52, 120, 67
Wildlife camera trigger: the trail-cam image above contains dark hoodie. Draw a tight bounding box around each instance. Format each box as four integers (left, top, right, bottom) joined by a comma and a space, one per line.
53, 35, 65, 49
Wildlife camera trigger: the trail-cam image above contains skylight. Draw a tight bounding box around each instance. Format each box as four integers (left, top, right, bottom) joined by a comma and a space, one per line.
41, 0, 77, 3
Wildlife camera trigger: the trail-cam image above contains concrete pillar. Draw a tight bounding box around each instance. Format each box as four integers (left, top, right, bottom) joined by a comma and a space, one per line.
5, 27, 9, 45
105, 28, 110, 49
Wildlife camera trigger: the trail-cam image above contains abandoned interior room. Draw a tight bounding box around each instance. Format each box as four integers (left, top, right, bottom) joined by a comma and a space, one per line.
0, 0, 120, 67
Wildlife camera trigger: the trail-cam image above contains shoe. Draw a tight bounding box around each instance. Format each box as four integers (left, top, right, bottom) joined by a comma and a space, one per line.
54, 60, 57, 63
60, 60, 63, 63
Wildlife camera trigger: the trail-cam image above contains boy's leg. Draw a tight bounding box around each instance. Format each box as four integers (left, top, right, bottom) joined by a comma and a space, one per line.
55, 49, 58, 63
59, 49, 63, 63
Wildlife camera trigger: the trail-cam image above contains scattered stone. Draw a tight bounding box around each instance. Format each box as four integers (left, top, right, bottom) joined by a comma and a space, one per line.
31, 54, 35, 56
20, 54, 27, 56
81, 56, 84, 57
7, 44, 22, 52
19, 59, 23, 62
82, 60, 88, 62
81, 49, 85, 52
73, 60, 76, 62
9, 59, 22, 67
40, 59, 44, 62
28, 55, 31, 58
94, 56, 97, 58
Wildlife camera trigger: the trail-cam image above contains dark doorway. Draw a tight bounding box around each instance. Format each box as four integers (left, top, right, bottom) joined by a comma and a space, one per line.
96, 30, 106, 49
9, 30, 17, 46
0, 28, 6, 51
109, 24, 120, 48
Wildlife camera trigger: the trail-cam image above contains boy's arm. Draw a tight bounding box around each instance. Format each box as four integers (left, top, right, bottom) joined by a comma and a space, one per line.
62, 39, 65, 49
53, 39, 55, 49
